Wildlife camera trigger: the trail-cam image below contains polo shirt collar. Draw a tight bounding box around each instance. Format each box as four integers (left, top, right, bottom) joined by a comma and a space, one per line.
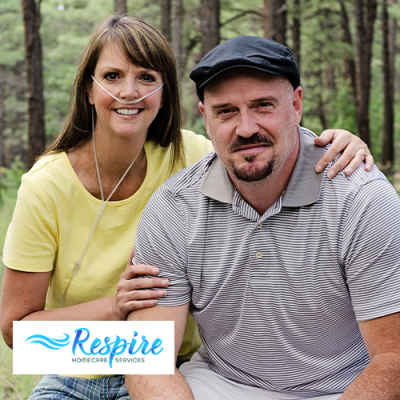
200, 126, 325, 207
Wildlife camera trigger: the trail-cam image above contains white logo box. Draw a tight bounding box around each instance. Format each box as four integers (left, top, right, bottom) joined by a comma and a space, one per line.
13, 321, 174, 375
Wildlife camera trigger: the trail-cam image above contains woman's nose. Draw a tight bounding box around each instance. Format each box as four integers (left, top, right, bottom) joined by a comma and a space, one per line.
118, 78, 140, 101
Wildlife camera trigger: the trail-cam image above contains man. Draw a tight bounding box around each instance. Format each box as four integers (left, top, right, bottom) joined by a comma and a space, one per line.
126, 36, 400, 399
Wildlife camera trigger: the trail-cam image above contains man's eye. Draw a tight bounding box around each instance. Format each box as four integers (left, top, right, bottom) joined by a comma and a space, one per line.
219, 109, 233, 115
259, 102, 272, 107
104, 73, 119, 81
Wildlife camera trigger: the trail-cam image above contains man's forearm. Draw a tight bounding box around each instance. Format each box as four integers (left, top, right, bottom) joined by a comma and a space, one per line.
126, 368, 195, 400
340, 352, 400, 399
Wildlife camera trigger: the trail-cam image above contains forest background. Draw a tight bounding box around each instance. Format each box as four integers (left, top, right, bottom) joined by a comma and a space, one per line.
0, 0, 399, 398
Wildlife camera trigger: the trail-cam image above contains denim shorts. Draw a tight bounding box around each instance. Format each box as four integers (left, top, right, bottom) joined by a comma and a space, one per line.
28, 374, 129, 400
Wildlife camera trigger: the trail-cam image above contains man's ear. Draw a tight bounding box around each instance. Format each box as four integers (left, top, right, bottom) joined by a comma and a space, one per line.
199, 101, 207, 124
198, 101, 212, 139
292, 86, 303, 126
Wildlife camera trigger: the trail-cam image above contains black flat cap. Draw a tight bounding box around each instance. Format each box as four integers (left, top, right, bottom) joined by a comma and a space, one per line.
190, 36, 300, 102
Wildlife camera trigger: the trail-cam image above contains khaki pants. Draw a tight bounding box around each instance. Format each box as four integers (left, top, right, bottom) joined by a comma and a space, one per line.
180, 353, 342, 400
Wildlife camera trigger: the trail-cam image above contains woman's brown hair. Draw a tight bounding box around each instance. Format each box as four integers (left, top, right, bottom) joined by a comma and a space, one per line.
42, 14, 184, 170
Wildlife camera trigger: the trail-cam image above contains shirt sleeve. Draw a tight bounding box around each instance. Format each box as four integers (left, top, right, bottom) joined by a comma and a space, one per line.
341, 179, 400, 321
134, 184, 192, 306
2, 176, 58, 272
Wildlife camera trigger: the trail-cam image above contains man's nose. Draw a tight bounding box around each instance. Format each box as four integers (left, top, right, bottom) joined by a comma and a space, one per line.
236, 110, 260, 138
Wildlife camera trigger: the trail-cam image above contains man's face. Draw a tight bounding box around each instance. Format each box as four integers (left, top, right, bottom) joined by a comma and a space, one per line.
199, 69, 303, 184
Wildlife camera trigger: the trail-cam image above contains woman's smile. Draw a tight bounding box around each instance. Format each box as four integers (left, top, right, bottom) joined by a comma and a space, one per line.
88, 42, 163, 141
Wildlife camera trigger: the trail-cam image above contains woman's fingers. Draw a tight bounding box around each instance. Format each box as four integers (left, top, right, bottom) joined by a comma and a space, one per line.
113, 260, 169, 319
364, 154, 374, 172
123, 263, 161, 280
123, 289, 167, 302
314, 129, 372, 178
126, 299, 158, 310
314, 129, 335, 146
123, 276, 169, 290
115, 287, 167, 316
344, 149, 374, 176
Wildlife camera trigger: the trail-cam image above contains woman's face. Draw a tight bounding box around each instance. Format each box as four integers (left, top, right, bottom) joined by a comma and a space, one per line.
87, 42, 163, 142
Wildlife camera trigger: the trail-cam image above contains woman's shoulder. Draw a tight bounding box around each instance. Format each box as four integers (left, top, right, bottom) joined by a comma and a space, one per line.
181, 129, 211, 147
22, 152, 69, 189
181, 129, 213, 164
26, 152, 65, 175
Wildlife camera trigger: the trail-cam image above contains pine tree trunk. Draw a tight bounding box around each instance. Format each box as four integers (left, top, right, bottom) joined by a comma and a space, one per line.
114, 0, 127, 14
22, 0, 45, 168
172, 0, 184, 78
161, 0, 171, 42
292, 0, 300, 71
381, 0, 396, 175
263, 0, 287, 45
200, 0, 220, 57
354, 0, 377, 147
339, 0, 357, 102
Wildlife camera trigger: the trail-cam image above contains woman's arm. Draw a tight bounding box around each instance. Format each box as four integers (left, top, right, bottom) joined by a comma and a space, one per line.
315, 129, 373, 178
0, 260, 168, 349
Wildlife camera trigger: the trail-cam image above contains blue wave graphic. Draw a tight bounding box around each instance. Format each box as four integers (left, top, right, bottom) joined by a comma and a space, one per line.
26, 333, 70, 350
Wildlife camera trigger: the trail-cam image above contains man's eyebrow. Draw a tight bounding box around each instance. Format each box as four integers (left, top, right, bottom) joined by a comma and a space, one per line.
252, 96, 279, 103
211, 97, 279, 110
211, 103, 232, 110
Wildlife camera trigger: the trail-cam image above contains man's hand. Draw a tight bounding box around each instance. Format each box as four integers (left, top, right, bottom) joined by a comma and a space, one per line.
112, 248, 169, 321
340, 312, 400, 399
314, 129, 373, 179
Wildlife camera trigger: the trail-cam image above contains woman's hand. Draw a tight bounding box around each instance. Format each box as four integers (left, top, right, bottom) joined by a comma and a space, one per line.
314, 129, 373, 179
113, 249, 168, 320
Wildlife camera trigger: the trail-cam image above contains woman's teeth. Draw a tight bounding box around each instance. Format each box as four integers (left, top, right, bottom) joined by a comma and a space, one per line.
116, 108, 140, 115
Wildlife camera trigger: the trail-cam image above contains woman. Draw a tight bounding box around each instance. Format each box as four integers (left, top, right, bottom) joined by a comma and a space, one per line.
0, 14, 372, 399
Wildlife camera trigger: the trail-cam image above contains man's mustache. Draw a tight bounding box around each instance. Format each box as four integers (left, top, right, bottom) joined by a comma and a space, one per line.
230, 134, 274, 152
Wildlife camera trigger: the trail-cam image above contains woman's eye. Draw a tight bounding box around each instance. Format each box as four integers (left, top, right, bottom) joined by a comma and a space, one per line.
141, 74, 156, 82
104, 73, 119, 81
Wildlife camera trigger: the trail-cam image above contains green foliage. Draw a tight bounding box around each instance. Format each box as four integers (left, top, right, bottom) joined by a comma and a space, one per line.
186, 116, 208, 138
0, 166, 40, 400
40, 0, 114, 139
0, 1, 24, 67
1, 0, 398, 164
1, 156, 25, 190
0, 157, 25, 207
1, 1, 400, 396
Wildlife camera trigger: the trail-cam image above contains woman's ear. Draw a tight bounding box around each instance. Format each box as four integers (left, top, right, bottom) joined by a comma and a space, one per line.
87, 83, 94, 105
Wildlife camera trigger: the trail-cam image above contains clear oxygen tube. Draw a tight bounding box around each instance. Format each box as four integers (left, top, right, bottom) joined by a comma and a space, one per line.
60, 75, 164, 307
59, 107, 146, 307
91, 75, 164, 105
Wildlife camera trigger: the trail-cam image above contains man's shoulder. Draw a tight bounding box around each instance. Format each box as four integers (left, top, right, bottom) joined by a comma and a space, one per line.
299, 126, 318, 140
328, 159, 388, 192
296, 126, 392, 207
298, 126, 388, 191
322, 154, 395, 213
163, 151, 217, 196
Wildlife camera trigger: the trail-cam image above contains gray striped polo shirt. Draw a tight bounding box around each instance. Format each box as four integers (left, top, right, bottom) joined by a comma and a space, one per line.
135, 127, 400, 398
